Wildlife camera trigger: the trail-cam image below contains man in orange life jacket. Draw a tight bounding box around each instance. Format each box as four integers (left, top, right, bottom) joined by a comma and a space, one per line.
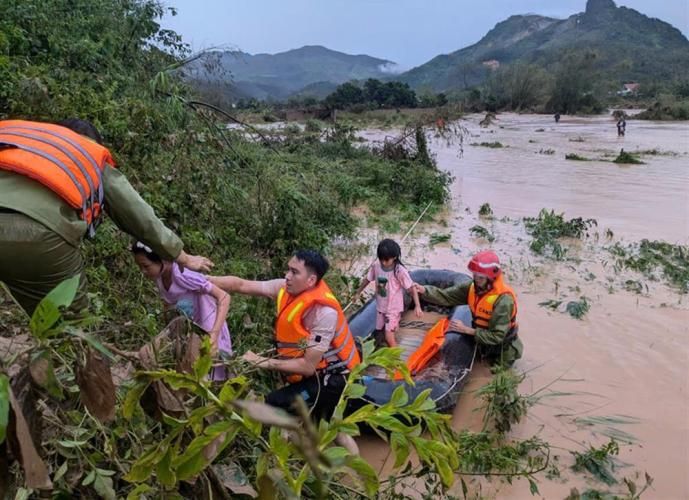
413, 250, 523, 367
0, 119, 213, 316
210, 250, 360, 421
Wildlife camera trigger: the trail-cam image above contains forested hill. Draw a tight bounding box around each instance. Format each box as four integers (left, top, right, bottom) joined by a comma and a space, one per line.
398, 0, 689, 91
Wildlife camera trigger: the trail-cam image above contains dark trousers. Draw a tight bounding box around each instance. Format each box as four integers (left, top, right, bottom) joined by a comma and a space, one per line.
266, 372, 347, 421
0, 211, 88, 317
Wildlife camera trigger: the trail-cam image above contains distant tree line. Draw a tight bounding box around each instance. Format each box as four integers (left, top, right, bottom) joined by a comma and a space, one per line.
324, 78, 420, 110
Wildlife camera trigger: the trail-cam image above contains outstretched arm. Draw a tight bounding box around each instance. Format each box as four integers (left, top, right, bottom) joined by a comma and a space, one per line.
354, 278, 371, 298
209, 276, 281, 299
104, 167, 213, 272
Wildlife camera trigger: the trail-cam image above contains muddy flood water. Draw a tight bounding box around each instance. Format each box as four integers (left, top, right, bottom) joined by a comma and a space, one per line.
354, 113, 689, 499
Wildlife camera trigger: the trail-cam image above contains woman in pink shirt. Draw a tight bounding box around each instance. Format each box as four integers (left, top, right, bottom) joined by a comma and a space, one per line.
132, 241, 232, 380
355, 239, 422, 347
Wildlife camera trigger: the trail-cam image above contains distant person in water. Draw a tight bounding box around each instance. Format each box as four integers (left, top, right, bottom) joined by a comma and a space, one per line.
554, 113, 561, 123
617, 116, 626, 137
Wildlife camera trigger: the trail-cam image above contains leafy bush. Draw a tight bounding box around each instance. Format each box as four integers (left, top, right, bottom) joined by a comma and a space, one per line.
613, 150, 645, 164
524, 209, 597, 260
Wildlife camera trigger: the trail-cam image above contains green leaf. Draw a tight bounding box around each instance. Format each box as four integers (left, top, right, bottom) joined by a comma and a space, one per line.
461, 478, 468, 499
126, 484, 154, 500
81, 470, 96, 486
0, 375, 9, 445
408, 388, 435, 412
93, 472, 117, 500
343, 403, 374, 424
323, 446, 349, 466
58, 439, 89, 448
193, 338, 212, 379
346, 456, 379, 497
529, 478, 540, 495
156, 448, 176, 488
390, 385, 409, 407
14, 488, 31, 500
174, 421, 237, 481
29, 276, 80, 338
64, 327, 115, 361
369, 414, 409, 433
122, 381, 150, 420
435, 456, 454, 487
125, 439, 171, 483
390, 433, 410, 468
53, 461, 68, 482
345, 383, 367, 399
218, 376, 248, 403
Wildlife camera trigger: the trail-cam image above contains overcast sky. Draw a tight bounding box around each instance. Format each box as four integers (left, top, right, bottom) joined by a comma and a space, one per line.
161, 0, 689, 69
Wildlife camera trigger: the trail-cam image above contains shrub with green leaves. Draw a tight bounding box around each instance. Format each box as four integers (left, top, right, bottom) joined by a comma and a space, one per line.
524, 209, 597, 260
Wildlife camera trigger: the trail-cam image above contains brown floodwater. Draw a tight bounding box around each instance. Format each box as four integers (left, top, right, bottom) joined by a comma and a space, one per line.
355, 112, 689, 499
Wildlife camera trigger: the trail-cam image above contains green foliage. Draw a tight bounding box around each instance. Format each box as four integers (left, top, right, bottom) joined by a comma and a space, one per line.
0, 374, 8, 444
548, 51, 604, 114
571, 439, 620, 485
524, 209, 597, 260
636, 96, 689, 120
429, 233, 451, 246
123, 340, 461, 497
539, 297, 590, 319
566, 471, 654, 500
477, 368, 528, 434
478, 203, 493, 217
483, 63, 550, 111
565, 297, 590, 320
471, 141, 504, 148
608, 240, 689, 293
565, 153, 591, 161
418, 91, 449, 108
470, 225, 496, 243
613, 150, 645, 164
325, 78, 417, 110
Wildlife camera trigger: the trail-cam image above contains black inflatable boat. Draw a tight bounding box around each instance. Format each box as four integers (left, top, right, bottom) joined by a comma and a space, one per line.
348, 269, 477, 413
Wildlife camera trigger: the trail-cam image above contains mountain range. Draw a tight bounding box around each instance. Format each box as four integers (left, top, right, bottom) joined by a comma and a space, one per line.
185, 0, 689, 101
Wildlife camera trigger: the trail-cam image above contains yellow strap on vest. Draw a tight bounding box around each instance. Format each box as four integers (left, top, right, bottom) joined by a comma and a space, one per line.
276, 288, 285, 314
287, 302, 304, 323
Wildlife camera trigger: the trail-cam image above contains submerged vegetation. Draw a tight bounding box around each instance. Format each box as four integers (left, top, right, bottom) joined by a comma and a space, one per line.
470, 141, 505, 148
470, 225, 496, 243
571, 439, 621, 486
609, 240, 689, 293
613, 150, 645, 164
524, 210, 597, 260
565, 153, 591, 161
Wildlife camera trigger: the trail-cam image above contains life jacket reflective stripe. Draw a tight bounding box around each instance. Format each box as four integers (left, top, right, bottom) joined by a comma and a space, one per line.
394, 317, 449, 380
467, 275, 518, 333
275, 280, 360, 383
0, 120, 116, 237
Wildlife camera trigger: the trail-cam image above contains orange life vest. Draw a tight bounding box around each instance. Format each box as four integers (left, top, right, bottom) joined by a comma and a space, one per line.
394, 317, 449, 380
275, 280, 360, 383
0, 120, 116, 236
467, 274, 518, 334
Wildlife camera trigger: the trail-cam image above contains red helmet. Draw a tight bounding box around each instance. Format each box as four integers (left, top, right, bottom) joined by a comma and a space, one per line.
467, 250, 501, 279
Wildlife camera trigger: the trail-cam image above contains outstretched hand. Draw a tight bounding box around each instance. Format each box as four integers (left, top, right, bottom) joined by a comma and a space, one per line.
242, 350, 264, 366
177, 251, 214, 273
